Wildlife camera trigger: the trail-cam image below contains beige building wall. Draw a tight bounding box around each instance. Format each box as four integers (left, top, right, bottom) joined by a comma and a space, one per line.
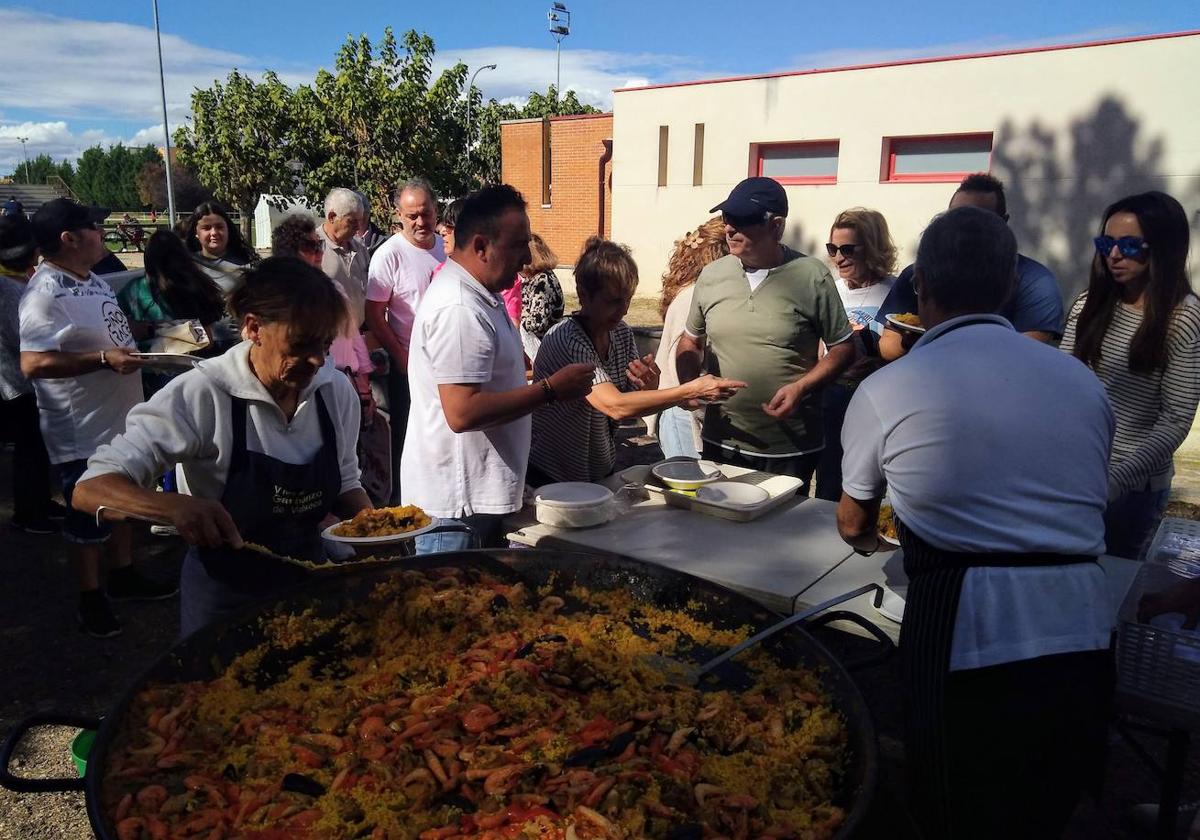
611, 32, 1200, 302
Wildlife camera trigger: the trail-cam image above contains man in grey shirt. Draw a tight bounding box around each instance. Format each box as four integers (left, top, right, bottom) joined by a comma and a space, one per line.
315, 187, 369, 328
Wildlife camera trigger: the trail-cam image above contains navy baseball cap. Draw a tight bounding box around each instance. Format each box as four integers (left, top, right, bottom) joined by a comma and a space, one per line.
710, 177, 788, 219
0, 212, 36, 262
30, 198, 109, 252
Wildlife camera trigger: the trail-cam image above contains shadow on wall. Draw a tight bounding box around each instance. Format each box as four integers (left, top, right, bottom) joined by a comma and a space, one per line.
993, 94, 1200, 305
783, 223, 821, 261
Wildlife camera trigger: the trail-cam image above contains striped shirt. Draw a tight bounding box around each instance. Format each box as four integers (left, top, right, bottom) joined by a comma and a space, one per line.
1060, 292, 1200, 497
530, 317, 638, 483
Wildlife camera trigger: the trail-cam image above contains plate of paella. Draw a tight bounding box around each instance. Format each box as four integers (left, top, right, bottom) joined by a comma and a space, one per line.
322, 504, 438, 544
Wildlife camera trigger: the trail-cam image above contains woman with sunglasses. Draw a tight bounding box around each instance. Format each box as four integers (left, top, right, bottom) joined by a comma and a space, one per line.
1061, 191, 1200, 558
814, 208, 897, 501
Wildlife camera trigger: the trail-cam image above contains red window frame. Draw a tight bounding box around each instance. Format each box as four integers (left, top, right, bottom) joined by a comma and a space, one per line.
751, 140, 839, 185
882, 132, 993, 183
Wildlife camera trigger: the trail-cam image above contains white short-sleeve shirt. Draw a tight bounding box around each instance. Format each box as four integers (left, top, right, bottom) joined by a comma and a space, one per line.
400, 259, 530, 518
19, 263, 144, 464
365, 233, 445, 351
841, 314, 1116, 670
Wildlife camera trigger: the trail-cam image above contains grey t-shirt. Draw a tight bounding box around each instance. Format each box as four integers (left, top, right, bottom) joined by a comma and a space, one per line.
530, 317, 638, 482
0, 272, 31, 400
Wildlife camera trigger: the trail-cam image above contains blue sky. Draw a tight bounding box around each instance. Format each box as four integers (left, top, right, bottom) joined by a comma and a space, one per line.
0, 1, 1196, 172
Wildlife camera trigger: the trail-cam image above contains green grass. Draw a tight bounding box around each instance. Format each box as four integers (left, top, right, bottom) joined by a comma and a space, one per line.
563, 293, 662, 329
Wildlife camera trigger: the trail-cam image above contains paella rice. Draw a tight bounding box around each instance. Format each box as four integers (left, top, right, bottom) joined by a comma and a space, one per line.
102, 568, 848, 840
332, 506, 432, 538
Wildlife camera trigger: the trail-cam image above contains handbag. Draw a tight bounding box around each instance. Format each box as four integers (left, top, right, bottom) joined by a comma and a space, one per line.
147, 319, 211, 354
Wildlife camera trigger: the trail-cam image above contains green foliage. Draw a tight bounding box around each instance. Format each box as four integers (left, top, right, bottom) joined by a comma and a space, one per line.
135, 159, 213, 212
176, 30, 600, 225
72, 144, 160, 209
472, 85, 600, 186
8, 153, 75, 186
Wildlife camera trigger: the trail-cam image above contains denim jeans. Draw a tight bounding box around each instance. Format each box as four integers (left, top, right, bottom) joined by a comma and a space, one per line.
1104, 487, 1170, 559
415, 513, 507, 554
815, 382, 855, 502
656, 406, 700, 460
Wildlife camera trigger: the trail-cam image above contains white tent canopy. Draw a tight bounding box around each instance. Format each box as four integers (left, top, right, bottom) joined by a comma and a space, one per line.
254, 194, 319, 249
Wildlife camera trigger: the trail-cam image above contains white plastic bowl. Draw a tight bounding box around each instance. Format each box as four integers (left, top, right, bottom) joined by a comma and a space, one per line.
650, 459, 723, 491
695, 481, 770, 509
533, 482, 615, 528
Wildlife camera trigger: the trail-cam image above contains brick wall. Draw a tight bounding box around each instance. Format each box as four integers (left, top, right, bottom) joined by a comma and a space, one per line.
501, 113, 613, 268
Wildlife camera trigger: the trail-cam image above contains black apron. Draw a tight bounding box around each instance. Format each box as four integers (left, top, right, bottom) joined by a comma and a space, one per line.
179, 390, 341, 636
893, 318, 1097, 839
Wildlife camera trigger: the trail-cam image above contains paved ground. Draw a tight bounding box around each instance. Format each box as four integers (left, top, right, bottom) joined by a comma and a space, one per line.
2, 425, 1197, 838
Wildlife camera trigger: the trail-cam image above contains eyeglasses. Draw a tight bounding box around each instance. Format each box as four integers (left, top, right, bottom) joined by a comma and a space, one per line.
722, 211, 769, 230
825, 243, 861, 259
299, 238, 325, 254
1094, 235, 1149, 259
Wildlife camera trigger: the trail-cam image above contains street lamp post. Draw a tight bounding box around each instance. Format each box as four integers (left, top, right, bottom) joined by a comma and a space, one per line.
16, 136, 30, 183
547, 3, 571, 98
152, 0, 176, 225
465, 64, 498, 165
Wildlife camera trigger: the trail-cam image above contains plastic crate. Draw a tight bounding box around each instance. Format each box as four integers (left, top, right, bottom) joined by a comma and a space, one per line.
1116, 518, 1200, 730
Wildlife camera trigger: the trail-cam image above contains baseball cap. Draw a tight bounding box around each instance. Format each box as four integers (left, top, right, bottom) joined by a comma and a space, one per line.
0, 212, 36, 263
30, 198, 109, 253
709, 177, 788, 219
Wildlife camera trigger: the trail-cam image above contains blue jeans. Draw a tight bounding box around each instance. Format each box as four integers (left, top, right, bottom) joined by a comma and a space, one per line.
415, 513, 506, 554
1104, 487, 1170, 559
815, 382, 855, 502
656, 406, 700, 460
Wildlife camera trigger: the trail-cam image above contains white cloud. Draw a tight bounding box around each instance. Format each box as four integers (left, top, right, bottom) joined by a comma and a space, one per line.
0, 8, 311, 124
787, 26, 1146, 73
435, 46, 717, 110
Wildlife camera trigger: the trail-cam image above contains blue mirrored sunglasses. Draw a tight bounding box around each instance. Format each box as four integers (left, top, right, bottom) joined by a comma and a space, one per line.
1094, 235, 1149, 258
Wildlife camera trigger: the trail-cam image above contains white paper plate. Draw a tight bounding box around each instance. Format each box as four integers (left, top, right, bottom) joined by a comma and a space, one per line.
132, 352, 201, 368
534, 482, 614, 509
651, 459, 722, 491
876, 586, 906, 623
884, 313, 926, 334
321, 518, 440, 545
695, 481, 770, 509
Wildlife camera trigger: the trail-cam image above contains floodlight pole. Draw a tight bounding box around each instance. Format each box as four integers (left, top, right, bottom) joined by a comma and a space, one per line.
152, 0, 176, 225
465, 63, 498, 162
17, 137, 29, 183
548, 4, 571, 98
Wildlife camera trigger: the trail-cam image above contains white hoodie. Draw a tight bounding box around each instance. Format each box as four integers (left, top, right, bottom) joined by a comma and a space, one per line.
82, 341, 362, 501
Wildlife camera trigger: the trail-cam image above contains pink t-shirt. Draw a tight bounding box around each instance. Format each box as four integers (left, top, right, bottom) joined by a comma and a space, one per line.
501, 274, 522, 324
365, 232, 446, 349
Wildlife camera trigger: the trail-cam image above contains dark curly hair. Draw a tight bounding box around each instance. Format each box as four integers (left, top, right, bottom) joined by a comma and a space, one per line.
228, 257, 347, 345
270, 214, 318, 260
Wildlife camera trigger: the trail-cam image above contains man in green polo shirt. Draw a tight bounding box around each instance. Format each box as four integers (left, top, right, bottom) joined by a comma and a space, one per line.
676, 177, 855, 492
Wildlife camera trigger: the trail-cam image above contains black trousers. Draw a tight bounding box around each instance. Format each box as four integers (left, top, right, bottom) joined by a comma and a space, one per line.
701, 441, 820, 496
922, 648, 1112, 840
385, 369, 410, 506
0, 393, 53, 522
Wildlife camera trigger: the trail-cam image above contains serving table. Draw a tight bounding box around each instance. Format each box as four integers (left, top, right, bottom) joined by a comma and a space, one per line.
505, 491, 856, 615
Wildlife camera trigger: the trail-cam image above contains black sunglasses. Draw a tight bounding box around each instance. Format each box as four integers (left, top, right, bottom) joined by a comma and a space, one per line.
825, 243, 861, 259
1094, 235, 1149, 259
722, 211, 770, 230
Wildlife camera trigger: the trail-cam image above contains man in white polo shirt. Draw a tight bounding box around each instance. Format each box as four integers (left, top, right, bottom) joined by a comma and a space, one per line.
401, 185, 594, 552
365, 177, 446, 504
837, 207, 1114, 840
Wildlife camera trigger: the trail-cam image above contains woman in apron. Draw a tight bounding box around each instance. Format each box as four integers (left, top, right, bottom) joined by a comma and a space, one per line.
73, 257, 373, 635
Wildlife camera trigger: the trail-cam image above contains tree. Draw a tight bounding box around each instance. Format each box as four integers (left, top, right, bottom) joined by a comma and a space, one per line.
173, 70, 302, 235
73, 144, 160, 209
473, 85, 599, 185
8, 153, 74, 186
135, 159, 213, 212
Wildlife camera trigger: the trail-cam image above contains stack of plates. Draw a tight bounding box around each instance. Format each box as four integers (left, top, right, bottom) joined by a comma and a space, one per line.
534, 482, 615, 529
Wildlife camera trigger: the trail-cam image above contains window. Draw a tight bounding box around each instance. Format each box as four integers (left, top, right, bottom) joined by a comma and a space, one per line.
884, 133, 993, 183
693, 124, 704, 186
540, 117, 552, 206
752, 141, 839, 185
657, 126, 669, 187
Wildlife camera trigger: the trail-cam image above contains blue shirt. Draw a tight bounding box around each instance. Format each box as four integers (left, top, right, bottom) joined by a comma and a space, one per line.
875, 254, 1064, 336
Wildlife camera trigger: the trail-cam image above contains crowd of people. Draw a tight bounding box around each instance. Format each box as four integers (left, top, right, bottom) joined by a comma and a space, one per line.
0, 165, 1196, 838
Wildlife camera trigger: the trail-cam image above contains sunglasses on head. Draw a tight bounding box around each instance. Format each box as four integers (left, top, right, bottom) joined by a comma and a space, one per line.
825, 243, 860, 259
1094, 235, 1149, 259
722, 211, 769, 230
299, 238, 325, 254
